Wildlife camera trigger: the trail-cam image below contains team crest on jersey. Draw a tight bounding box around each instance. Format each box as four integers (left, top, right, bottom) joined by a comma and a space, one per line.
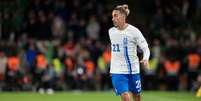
123, 37, 128, 46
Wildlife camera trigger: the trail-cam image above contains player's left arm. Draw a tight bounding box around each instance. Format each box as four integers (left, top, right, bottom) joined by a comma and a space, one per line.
135, 29, 150, 68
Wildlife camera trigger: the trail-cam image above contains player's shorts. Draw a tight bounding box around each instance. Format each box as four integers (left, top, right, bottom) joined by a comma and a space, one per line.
111, 74, 141, 95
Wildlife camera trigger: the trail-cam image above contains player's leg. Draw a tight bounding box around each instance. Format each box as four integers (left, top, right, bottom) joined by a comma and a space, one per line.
129, 74, 141, 101
111, 74, 131, 101
132, 93, 141, 101
120, 92, 131, 101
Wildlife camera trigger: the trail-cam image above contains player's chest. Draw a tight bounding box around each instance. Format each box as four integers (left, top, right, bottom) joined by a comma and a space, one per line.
110, 32, 134, 44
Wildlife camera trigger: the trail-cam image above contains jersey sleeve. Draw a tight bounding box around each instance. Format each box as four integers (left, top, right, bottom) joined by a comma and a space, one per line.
108, 28, 112, 41
135, 28, 150, 60
108, 28, 114, 42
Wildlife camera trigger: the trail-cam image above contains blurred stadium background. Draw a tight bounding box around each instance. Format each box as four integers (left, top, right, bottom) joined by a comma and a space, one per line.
0, 0, 201, 100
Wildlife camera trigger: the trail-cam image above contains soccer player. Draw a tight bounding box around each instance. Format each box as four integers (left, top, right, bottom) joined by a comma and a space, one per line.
109, 4, 150, 101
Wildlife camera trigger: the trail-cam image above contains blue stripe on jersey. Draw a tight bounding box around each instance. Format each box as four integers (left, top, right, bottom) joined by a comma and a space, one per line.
123, 47, 129, 72
124, 47, 132, 74
123, 37, 132, 74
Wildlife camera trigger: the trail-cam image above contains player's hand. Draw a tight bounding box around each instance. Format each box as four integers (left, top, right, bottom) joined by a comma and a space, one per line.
140, 59, 149, 69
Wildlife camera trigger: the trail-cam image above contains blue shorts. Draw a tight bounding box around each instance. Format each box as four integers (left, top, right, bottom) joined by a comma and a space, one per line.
111, 74, 141, 95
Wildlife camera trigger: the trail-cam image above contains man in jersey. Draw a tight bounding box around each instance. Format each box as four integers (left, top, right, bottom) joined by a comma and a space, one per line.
109, 4, 150, 101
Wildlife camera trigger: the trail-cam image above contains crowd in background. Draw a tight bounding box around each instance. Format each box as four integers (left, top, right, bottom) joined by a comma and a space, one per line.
0, 0, 201, 93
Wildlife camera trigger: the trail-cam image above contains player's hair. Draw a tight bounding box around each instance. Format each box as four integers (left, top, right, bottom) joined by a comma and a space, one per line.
114, 4, 130, 16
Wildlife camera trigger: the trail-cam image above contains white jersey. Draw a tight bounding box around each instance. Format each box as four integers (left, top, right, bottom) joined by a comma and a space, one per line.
109, 24, 150, 74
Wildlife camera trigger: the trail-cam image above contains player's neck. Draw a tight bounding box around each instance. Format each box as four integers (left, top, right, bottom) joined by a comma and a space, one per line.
117, 23, 128, 31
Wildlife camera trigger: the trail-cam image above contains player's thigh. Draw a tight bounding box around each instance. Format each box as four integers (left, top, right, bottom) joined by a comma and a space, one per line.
129, 74, 141, 94
111, 74, 129, 95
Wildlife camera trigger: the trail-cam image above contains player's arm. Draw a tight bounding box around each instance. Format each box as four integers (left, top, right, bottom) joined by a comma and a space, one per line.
139, 46, 150, 68
135, 29, 150, 68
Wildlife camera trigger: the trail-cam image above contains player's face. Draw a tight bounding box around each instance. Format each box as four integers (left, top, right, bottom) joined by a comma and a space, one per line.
112, 10, 125, 27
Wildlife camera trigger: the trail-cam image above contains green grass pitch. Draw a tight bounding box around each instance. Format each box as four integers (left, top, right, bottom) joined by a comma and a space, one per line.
0, 91, 200, 101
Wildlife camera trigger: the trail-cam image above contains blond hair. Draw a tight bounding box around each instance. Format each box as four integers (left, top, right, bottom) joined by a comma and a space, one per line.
114, 4, 130, 16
